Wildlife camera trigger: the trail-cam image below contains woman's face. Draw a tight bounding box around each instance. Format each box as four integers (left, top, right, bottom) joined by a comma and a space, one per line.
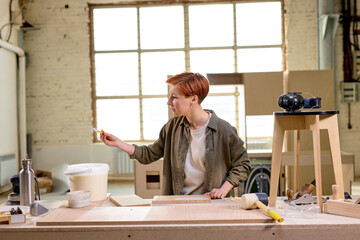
167, 85, 192, 117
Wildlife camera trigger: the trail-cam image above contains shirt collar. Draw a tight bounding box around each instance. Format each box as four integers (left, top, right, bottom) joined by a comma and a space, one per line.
179, 109, 219, 131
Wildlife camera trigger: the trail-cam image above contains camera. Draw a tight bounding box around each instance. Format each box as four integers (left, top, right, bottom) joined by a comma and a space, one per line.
278, 92, 321, 112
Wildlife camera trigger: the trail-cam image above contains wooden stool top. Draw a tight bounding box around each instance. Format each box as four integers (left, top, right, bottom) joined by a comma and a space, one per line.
274, 110, 339, 116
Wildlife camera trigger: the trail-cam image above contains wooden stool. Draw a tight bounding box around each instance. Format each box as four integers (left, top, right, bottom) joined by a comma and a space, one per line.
269, 111, 344, 212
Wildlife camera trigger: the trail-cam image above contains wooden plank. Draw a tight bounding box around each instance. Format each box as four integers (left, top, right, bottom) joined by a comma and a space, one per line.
325, 200, 360, 219
36, 203, 273, 226
243, 72, 283, 115
151, 195, 211, 205
109, 195, 151, 207
207, 73, 243, 85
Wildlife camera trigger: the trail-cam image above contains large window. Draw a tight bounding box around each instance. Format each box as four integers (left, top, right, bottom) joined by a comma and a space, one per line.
90, 1, 283, 149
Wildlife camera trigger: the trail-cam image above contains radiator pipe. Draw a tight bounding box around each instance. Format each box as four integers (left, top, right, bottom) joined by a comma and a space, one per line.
0, 39, 27, 162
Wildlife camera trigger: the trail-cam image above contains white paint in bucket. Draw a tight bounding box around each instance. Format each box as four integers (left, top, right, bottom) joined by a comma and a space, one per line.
64, 163, 109, 201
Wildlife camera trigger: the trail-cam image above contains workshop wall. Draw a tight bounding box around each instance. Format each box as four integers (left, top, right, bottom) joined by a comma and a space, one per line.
333, 1, 360, 176
284, 0, 318, 70
21, 0, 360, 176
24, 0, 93, 145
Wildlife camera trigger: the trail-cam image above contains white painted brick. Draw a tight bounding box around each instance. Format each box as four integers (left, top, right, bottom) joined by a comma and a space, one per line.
23, 0, 360, 175
285, 0, 318, 70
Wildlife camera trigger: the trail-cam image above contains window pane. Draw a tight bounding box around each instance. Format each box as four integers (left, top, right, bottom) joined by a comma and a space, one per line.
91, 3, 282, 143
140, 6, 184, 49
237, 48, 282, 72
96, 99, 140, 140
190, 50, 234, 76
141, 51, 185, 95
95, 53, 139, 96
202, 96, 236, 127
142, 98, 168, 140
189, 4, 233, 47
236, 2, 281, 46
246, 115, 274, 153
93, 8, 138, 51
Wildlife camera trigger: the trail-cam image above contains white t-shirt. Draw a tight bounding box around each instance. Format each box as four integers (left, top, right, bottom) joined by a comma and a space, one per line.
182, 113, 211, 195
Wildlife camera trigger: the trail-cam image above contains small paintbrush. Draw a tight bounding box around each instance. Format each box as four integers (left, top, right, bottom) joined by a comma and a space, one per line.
93, 128, 103, 134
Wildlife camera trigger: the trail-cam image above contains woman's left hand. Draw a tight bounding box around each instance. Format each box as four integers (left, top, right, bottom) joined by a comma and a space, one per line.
204, 181, 234, 199
205, 188, 228, 199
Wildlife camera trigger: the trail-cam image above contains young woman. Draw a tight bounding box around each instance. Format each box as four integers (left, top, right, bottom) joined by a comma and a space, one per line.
100, 72, 251, 198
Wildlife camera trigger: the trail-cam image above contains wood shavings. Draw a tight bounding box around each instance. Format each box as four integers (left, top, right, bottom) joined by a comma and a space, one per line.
229, 196, 242, 202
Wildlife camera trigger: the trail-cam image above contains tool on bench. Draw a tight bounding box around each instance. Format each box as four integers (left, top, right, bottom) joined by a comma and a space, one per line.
30, 202, 49, 216
6, 174, 20, 205
0, 207, 26, 224
241, 193, 284, 223
286, 188, 294, 200
285, 180, 325, 205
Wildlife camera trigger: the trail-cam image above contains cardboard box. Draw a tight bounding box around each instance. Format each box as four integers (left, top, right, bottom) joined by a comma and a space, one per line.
35, 170, 53, 194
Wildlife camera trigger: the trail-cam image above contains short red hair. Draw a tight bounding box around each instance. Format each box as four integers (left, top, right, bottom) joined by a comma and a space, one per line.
166, 72, 209, 104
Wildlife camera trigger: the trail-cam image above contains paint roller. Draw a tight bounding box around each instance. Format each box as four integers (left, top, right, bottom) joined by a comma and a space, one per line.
241, 193, 284, 223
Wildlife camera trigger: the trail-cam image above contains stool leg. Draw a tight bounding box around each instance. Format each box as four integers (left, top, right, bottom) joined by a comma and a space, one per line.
324, 115, 345, 198
294, 130, 300, 193
269, 116, 285, 207
309, 115, 323, 212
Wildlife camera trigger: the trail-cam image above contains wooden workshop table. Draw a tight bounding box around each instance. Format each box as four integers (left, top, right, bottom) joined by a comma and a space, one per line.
2, 197, 360, 240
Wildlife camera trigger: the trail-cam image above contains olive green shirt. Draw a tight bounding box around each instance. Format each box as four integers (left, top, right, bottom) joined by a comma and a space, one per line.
130, 110, 251, 196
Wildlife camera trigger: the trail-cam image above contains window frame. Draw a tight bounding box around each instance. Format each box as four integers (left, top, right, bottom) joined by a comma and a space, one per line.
89, 0, 285, 143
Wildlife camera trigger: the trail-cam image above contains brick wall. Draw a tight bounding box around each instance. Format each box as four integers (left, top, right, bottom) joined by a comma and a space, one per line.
334, 1, 360, 174
22, 0, 360, 176
285, 0, 318, 70
24, 0, 93, 145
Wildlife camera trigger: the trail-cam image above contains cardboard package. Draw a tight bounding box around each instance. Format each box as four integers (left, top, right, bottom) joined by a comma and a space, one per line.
35, 170, 53, 194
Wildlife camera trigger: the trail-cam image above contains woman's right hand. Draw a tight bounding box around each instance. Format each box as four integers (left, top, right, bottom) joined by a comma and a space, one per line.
99, 130, 121, 148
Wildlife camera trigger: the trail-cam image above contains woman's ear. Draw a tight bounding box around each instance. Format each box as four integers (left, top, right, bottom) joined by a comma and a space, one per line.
192, 95, 199, 104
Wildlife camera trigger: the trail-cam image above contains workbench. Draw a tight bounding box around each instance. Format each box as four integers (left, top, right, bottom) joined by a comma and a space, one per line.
2, 197, 360, 240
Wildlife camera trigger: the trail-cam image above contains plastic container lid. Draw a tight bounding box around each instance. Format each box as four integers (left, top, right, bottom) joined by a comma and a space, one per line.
64, 163, 109, 176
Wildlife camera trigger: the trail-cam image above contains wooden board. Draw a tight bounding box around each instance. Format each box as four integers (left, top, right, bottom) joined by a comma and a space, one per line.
324, 200, 360, 219
109, 195, 150, 207
243, 72, 283, 115
152, 195, 211, 205
36, 203, 273, 226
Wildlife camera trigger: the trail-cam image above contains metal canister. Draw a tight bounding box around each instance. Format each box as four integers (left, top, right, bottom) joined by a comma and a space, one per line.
19, 155, 35, 206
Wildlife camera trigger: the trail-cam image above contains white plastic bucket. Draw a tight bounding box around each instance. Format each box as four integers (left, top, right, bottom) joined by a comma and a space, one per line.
64, 163, 109, 201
